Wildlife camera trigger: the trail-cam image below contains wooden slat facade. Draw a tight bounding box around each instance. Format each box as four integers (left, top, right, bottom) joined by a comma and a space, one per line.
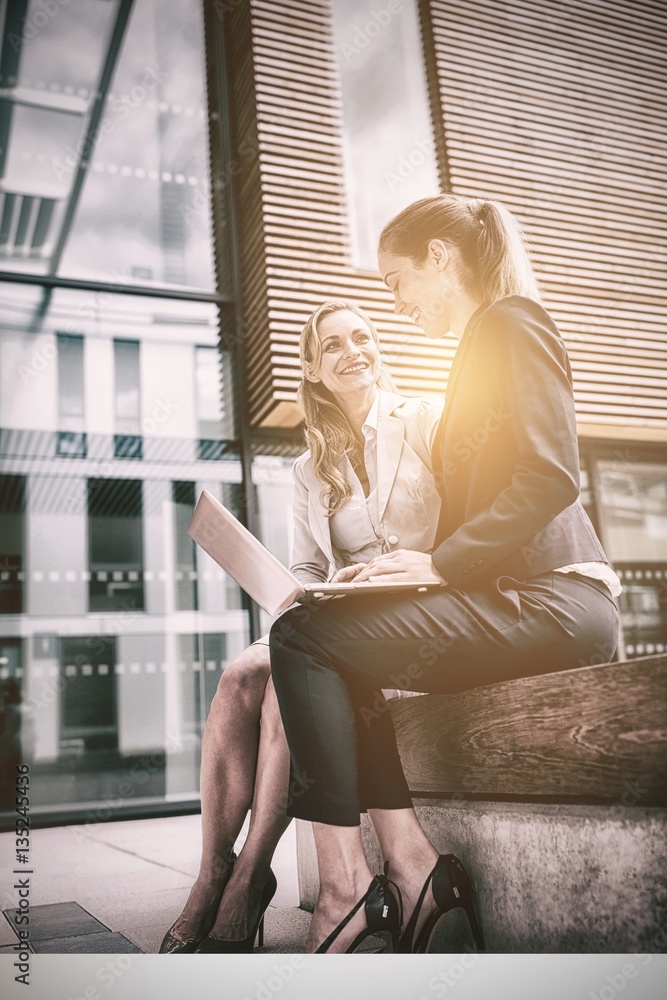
226, 0, 667, 434
226, 0, 454, 428
421, 0, 667, 437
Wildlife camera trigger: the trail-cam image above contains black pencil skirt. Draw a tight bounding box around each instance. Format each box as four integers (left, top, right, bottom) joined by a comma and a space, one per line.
269, 571, 619, 826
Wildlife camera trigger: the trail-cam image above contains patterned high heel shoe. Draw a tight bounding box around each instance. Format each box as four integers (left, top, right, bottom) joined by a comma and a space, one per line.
315, 862, 402, 954
194, 868, 277, 953
159, 852, 237, 954
398, 854, 484, 954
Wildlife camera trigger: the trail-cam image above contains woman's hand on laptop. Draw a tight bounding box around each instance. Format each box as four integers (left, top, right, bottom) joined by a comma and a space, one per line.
352, 550, 448, 586
331, 563, 367, 582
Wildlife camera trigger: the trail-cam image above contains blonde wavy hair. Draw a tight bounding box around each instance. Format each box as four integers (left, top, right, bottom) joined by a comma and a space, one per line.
298, 300, 397, 517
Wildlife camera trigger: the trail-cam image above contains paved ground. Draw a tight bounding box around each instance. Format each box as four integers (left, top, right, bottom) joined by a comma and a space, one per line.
0, 814, 314, 954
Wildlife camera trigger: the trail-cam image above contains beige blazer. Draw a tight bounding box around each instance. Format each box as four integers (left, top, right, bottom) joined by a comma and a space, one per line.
290, 390, 444, 584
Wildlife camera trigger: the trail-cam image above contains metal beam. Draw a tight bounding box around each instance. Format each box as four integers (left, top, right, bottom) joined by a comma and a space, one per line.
0, 269, 234, 305
203, 1, 261, 643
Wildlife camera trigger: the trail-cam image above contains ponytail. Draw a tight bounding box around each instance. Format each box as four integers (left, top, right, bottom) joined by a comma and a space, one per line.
379, 195, 541, 304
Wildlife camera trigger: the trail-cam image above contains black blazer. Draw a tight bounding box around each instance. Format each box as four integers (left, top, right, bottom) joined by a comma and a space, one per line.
430, 295, 608, 588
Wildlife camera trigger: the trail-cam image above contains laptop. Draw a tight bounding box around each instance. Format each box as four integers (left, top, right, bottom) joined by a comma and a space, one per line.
187, 489, 443, 616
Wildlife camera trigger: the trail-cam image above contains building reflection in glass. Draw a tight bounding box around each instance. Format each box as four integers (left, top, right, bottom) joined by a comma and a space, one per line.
594, 458, 667, 659
0, 0, 248, 822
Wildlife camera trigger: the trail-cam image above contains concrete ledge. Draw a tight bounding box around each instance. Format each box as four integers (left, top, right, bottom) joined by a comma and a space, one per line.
297, 801, 667, 953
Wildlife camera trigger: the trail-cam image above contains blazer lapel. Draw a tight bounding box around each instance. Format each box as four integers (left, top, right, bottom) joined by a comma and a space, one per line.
438, 314, 482, 440
302, 459, 336, 567
377, 391, 406, 521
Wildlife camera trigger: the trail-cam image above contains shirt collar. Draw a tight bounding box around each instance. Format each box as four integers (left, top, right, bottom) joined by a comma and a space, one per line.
361, 393, 379, 438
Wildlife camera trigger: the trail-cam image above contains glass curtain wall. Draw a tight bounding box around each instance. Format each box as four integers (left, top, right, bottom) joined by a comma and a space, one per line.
579, 445, 667, 661
0, 0, 248, 825
589, 450, 667, 660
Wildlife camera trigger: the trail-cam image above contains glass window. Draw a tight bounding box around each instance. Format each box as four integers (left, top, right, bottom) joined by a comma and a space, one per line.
0, 0, 245, 825
4, 0, 119, 94
196, 346, 224, 436
594, 456, 667, 658
114, 338, 142, 458
196, 345, 235, 458
0, 0, 120, 273
58, 0, 217, 291
88, 478, 144, 611
0, 476, 25, 615
0, 639, 25, 810
331, 0, 439, 268
114, 340, 140, 430
59, 636, 118, 755
57, 334, 84, 422
173, 481, 197, 611
0, 278, 246, 819
2, 282, 234, 464
0, 0, 219, 291
56, 332, 86, 457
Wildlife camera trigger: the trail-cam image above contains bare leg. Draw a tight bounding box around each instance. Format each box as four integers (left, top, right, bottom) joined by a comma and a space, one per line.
306, 809, 439, 953
306, 823, 373, 953
206, 676, 292, 941
368, 807, 439, 943
166, 643, 270, 944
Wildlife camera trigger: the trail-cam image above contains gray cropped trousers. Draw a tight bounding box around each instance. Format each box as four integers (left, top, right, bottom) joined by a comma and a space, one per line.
269, 571, 619, 826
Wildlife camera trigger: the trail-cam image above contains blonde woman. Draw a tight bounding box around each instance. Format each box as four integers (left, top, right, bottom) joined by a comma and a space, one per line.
159, 300, 442, 953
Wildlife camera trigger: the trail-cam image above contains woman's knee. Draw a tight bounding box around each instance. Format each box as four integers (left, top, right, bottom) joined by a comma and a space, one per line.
269, 604, 321, 667
215, 643, 271, 704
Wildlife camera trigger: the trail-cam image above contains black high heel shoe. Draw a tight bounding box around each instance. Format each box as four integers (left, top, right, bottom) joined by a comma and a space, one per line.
315, 862, 402, 954
194, 868, 277, 953
159, 852, 237, 954
398, 854, 484, 954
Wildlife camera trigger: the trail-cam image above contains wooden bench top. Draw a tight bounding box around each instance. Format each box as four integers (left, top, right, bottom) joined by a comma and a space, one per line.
388, 654, 667, 806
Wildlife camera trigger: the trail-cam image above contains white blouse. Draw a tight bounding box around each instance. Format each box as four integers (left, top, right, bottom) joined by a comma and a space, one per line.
329, 394, 386, 564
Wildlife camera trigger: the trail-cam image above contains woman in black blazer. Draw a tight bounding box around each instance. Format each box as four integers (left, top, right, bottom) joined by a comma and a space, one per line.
269, 195, 621, 954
